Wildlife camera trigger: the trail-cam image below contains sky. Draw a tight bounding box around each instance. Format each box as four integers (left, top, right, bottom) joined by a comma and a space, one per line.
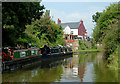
41, 1, 119, 37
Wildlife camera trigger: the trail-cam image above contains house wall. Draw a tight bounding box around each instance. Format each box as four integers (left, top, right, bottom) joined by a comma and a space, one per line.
71, 29, 78, 35
63, 26, 71, 34
78, 21, 86, 36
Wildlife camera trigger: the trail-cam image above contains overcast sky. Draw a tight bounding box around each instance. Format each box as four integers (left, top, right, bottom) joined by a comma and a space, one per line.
41, 0, 119, 37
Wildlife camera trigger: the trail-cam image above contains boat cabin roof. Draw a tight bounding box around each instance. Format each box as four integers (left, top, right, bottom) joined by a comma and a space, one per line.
2, 47, 39, 50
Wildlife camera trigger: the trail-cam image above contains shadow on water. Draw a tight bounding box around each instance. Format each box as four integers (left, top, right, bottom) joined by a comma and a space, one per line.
2, 52, 118, 82
2, 55, 72, 82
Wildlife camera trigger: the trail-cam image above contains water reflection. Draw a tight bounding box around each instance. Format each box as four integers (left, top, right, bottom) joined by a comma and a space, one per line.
2, 52, 118, 82
2, 56, 72, 82
60, 55, 80, 82
78, 64, 86, 82
59, 53, 96, 82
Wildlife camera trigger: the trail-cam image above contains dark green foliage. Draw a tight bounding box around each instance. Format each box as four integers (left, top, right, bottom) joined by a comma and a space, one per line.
78, 40, 89, 50
16, 37, 28, 46
91, 40, 96, 49
45, 10, 50, 16
92, 2, 119, 67
2, 25, 17, 46
84, 43, 88, 49
92, 26, 101, 42
103, 19, 119, 56
79, 40, 84, 50
93, 3, 119, 43
79, 40, 82, 46
2, 2, 45, 47
92, 12, 102, 23
25, 15, 63, 47
107, 46, 118, 69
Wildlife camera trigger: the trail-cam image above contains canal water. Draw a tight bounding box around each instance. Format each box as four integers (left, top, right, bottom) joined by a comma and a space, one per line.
2, 52, 118, 82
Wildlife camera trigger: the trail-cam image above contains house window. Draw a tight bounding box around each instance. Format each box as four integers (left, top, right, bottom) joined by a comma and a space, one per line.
71, 31, 73, 34
65, 36, 67, 40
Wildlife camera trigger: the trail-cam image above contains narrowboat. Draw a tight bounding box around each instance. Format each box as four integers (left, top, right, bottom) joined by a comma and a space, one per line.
2, 47, 41, 62
1, 45, 73, 71
40, 45, 73, 58
2, 47, 42, 71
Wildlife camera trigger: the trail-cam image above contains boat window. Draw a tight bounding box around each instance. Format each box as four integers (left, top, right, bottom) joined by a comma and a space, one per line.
51, 49, 55, 53
31, 50, 35, 55
56, 49, 59, 53
51, 48, 59, 53
54, 49, 57, 53
20, 51, 26, 57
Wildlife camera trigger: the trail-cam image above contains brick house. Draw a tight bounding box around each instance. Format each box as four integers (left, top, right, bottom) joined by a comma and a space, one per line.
58, 18, 87, 40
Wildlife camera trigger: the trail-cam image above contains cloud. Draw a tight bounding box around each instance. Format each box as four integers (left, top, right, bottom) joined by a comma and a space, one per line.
50, 9, 94, 36
42, 2, 113, 37
50, 9, 89, 22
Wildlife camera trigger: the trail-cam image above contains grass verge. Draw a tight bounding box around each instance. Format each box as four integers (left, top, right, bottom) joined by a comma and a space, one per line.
74, 48, 100, 52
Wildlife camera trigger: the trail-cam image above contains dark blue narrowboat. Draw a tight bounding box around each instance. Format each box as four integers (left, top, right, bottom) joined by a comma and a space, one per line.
40, 45, 73, 58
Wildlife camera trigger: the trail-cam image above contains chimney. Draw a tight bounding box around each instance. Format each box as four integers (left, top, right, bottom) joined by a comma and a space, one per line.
57, 18, 61, 24
80, 20, 83, 24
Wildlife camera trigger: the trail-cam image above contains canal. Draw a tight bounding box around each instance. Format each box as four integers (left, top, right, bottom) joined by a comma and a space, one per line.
2, 52, 118, 82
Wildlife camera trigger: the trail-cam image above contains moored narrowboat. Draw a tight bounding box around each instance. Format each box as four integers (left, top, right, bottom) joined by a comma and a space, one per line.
2, 45, 73, 71
2, 47, 42, 71
2, 47, 41, 62
40, 45, 73, 58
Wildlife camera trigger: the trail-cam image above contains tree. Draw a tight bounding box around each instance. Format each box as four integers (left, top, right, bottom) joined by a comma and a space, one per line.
92, 12, 101, 23
102, 19, 119, 56
45, 10, 50, 16
92, 2, 120, 67
2, 2, 45, 47
25, 15, 63, 48
92, 3, 119, 43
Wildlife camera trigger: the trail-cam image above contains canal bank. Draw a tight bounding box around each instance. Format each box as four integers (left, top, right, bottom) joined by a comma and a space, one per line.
73, 49, 100, 54
2, 52, 118, 82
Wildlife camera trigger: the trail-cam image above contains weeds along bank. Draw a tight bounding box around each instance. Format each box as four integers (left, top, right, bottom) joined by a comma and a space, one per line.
92, 2, 120, 69
75, 39, 99, 52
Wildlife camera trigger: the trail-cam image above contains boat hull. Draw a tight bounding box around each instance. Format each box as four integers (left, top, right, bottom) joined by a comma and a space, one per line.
2, 51, 73, 72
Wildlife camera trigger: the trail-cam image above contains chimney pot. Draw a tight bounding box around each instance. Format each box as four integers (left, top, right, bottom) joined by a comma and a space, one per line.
57, 18, 61, 24
80, 20, 83, 24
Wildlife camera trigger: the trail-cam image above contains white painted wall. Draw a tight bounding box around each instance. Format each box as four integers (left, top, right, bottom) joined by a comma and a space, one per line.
71, 29, 78, 35
63, 26, 71, 34
63, 26, 78, 35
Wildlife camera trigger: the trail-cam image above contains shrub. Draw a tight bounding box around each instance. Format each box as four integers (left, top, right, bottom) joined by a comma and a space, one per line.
79, 40, 86, 50
84, 43, 88, 49
91, 40, 96, 49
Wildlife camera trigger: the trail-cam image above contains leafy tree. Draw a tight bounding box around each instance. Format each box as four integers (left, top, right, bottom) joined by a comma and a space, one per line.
45, 10, 50, 16
102, 19, 119, 56
2, 2, 45, 47
25, 15, 63, 48
92, 3, 119, 43
92, 2, 120, 67
92, 12, 101, 23
92, 26, 101, 42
